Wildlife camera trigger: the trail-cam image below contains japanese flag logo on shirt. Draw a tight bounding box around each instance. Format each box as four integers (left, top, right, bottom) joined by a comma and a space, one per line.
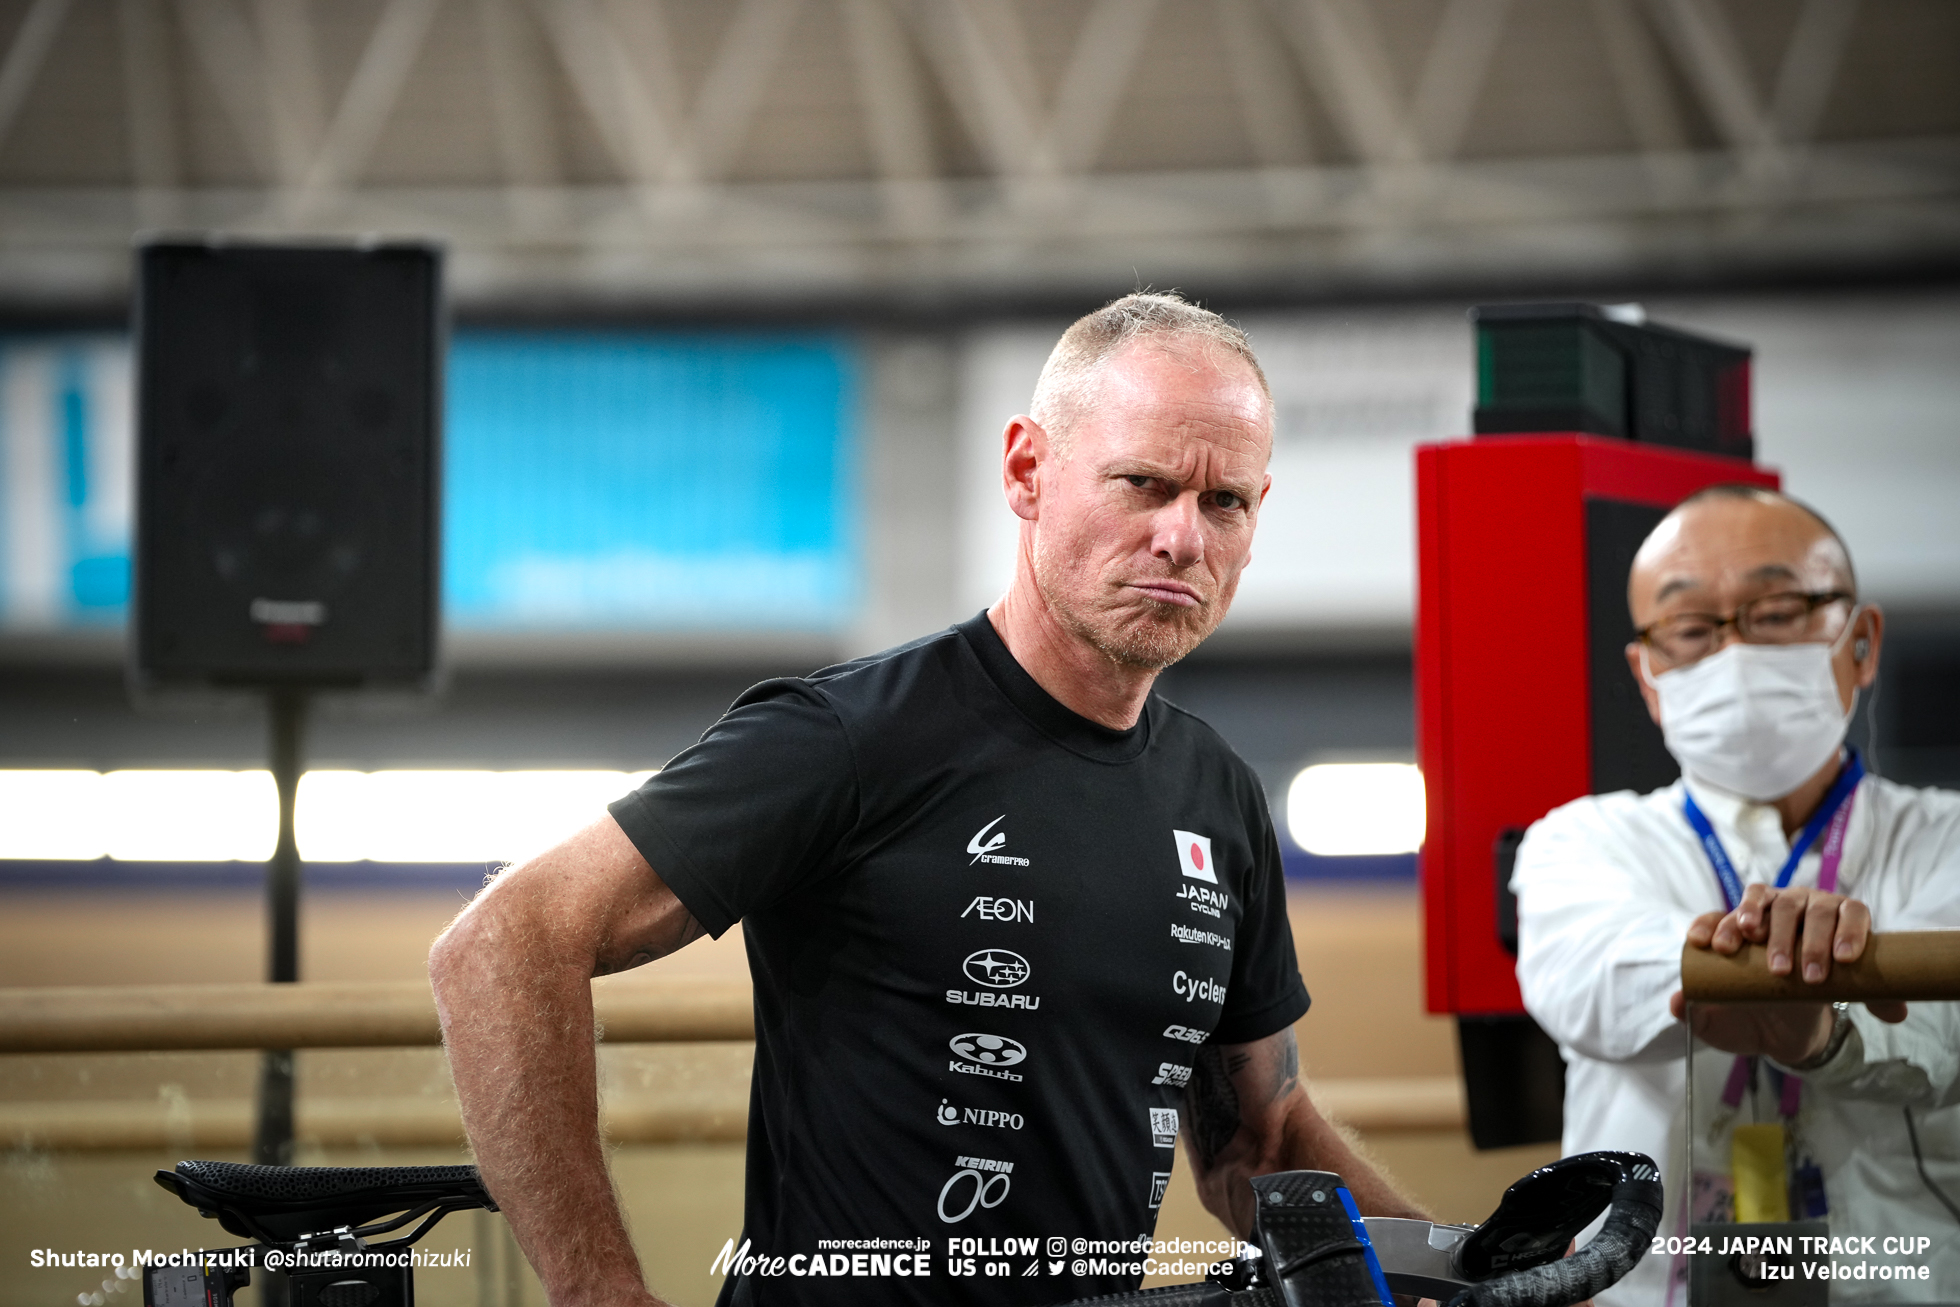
1173, 830, 1216, 884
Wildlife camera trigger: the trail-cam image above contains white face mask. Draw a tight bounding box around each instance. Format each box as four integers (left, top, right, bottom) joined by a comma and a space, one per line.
1648, 631, 1855, 802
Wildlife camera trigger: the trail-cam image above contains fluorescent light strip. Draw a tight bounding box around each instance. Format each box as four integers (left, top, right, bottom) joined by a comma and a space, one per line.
1285, 763, 1426, 857
0, 770, 654, 863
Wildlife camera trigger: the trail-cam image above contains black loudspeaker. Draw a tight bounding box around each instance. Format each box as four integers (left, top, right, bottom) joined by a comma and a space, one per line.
132, 242, 442, 689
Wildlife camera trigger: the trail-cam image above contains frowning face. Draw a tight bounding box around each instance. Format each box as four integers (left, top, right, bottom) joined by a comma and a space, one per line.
1021, 342, 1272, 670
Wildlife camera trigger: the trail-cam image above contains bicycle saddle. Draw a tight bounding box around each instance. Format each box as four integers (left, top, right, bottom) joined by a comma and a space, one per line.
155, 1160, 497, 1244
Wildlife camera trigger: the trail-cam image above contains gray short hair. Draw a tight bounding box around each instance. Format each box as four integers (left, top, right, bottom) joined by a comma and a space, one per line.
1029, 292, 1271, 452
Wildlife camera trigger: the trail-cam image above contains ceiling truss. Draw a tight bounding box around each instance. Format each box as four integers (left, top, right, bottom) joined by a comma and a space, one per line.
0, 0, 1949, 307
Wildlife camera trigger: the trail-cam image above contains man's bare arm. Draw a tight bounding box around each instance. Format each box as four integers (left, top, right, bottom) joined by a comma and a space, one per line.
1182, 1026, 1429, 1236
429, 814, 704, 1307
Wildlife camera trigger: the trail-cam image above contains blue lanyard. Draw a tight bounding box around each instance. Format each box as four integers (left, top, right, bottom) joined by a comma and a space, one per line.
1681, 751, 1865, 912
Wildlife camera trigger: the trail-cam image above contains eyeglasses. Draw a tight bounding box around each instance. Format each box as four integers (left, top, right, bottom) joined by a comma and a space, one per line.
1636, 590, 1855, 667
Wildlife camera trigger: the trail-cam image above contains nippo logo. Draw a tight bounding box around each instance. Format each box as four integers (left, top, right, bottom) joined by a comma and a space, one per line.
962, 949, 1030, 989
1173, 830, 1216, 884
950, 1032, 1026, 1068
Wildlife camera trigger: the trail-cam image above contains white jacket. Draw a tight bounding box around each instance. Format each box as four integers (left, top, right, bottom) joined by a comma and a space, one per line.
1513, 770, 1960, 1306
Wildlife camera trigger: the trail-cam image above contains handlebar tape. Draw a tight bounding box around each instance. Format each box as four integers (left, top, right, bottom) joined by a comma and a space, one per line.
1443, 1172, 1663, 1307
1059, 1285, 1281, 1306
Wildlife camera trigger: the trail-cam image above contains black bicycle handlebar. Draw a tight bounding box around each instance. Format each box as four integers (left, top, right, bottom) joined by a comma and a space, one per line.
1058, 1152, 1662, 1307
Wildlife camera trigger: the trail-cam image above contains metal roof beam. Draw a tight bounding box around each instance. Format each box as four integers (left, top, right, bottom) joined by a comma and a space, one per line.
1408, 0, 1513, 163
839, 0, 947, 234
0, 0, 73, 158
475, 0, 566, 232
174, 0, 276, 182
117, 0, 181, 218
291, 0, 443, 214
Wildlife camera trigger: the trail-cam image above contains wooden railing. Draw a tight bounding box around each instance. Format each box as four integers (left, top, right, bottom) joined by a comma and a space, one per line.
0, 978, 1468, 1150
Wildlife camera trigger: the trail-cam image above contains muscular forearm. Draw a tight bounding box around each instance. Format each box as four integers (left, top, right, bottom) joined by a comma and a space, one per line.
431, 909, 661, 1307
429, 818, 695, 1307
1184, 1032, 1429, 1235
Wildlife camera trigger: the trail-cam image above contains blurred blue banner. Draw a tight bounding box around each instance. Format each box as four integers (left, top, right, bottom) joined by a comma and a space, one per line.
0, 330, 861, 632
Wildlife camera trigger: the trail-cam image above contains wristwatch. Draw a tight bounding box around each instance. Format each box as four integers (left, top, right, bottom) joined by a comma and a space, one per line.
1791, 1002, 1853, 1071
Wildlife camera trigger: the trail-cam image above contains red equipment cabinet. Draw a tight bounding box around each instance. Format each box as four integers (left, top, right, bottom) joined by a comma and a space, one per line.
1414, 434, 1778, 1144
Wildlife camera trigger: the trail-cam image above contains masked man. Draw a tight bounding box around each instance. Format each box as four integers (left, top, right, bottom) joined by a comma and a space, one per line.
1512, 485, 1960, 1306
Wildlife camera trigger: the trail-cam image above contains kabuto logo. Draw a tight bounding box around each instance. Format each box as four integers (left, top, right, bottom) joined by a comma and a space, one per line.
950, 1032, 1027, 1082
967, 815, 1031, 867
1173, 830, 1216, 884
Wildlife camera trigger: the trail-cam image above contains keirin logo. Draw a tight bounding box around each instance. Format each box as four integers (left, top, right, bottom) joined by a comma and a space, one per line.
967, 816, 1030, 866
938, 1156, 1013, 1224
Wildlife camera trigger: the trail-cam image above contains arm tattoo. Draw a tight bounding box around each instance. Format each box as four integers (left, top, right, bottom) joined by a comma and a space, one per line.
1184, 1033, 1302, 1169
1185, 1046, 1243, 1168
1269, 1029, 1301, 1103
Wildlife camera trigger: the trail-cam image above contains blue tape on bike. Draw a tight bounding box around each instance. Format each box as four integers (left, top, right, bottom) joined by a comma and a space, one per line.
1336, 1186, 1396, 1307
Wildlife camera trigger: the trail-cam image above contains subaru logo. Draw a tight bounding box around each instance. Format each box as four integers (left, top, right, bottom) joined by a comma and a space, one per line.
962, 949, 1030, 989
949, 1033, 1027, 1068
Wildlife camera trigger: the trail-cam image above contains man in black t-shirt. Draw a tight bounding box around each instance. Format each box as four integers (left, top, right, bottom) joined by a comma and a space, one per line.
431, 293, 1428, 1307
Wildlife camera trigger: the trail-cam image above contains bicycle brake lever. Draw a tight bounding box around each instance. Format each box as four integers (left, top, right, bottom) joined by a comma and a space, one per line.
1360, 1218, 1479, 1300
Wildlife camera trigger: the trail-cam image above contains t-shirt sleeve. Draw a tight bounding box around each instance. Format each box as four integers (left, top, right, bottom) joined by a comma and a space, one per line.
606, 679, 860, 939
1210, 790, 1311, 1045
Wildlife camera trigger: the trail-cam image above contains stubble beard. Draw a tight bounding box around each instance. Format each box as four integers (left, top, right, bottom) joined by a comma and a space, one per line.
1032, 542, 1225, 673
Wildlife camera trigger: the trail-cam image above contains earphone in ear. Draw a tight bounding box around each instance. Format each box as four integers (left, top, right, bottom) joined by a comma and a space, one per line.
1855, 638, 1871, 660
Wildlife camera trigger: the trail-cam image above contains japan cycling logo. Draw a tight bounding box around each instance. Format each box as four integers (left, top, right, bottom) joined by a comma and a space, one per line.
1173, 830, 1216, 883
963, 949, 1030, 988
950, 1032, 1027, 1082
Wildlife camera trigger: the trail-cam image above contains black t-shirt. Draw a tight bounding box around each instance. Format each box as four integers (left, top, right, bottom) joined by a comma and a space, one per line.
608, 613, 1309, 1306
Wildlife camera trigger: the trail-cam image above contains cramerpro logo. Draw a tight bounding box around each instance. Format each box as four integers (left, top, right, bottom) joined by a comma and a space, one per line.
950, 1032, 1027, 1082
968, 816, 1031, 867
1173, 830, 1216, 884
